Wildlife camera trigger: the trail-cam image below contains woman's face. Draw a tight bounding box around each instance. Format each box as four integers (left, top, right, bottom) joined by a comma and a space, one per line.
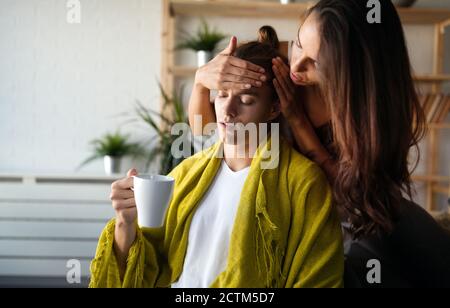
290, 13, 321, 86
214, 84, 279, 145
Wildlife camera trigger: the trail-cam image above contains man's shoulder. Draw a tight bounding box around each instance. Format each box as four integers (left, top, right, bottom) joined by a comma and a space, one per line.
169, 143, 220, 177
281, 141, 326, 185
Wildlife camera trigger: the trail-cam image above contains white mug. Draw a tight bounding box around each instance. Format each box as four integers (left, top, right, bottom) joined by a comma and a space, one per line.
132, 174, 175, 228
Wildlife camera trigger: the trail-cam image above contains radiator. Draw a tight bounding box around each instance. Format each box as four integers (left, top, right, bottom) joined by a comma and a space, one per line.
0, 173, 118, 288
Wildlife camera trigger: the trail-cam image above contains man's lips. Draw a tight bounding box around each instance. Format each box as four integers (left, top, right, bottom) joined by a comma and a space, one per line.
219, 122, 233, 127
219, 122, 240, 129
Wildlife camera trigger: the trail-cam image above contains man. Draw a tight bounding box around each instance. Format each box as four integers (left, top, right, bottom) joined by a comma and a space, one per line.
90, 28, 343, 288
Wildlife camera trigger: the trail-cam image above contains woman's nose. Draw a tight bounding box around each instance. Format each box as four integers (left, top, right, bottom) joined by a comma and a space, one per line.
290, 45, 308, 73
290, 55, 310, 84
291, 55, 307, 74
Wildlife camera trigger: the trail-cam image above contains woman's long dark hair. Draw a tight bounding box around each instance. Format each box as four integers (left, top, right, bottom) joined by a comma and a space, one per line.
307, 0, 426, 237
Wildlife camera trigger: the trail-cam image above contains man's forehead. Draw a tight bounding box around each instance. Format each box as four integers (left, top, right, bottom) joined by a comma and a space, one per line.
221, 88, 260, 96
240, 88, 260, 96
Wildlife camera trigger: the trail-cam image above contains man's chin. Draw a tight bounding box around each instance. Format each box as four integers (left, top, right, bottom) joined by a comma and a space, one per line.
223, 138, 248, 147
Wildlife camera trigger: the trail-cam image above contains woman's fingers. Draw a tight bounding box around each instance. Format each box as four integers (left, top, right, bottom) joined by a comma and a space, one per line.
273, 57, 290, 76
220, 36, 238, 56
228, 56, 265, 74
273, 59, 294, 92
226, 65, 266, 82
220, 81, 253, 91
222, 73, 263, 87
273, 66, 294, 100
273, 79, 287, 103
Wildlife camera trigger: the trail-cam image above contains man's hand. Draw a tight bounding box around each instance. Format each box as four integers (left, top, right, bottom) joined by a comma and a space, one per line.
111, 168, 138, 226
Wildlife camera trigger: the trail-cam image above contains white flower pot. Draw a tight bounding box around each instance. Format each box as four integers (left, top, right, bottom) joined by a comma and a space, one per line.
104, 156, 121, 175
197, 50, 213, 67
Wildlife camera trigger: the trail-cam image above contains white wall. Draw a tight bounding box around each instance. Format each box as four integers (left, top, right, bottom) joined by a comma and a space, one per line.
0, 0, 162, 174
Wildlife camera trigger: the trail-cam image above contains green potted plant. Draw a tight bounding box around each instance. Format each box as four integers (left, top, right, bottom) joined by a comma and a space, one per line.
176, 19, 227, 67
130, 83, 194, 175
78, 131, 144, 175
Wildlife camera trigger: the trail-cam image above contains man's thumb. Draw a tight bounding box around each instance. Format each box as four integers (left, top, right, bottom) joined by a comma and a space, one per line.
127, 168, 138, 177
222, 36, 237, 55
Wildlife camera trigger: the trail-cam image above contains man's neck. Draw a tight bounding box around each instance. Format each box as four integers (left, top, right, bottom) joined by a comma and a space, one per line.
223, 143, 254, 172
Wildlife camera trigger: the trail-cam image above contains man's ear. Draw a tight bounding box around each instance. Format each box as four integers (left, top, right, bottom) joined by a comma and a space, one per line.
268, 100, 281, 121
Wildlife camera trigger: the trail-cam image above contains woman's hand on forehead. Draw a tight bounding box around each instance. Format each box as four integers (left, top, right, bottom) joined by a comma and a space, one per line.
195, 36, 268, 92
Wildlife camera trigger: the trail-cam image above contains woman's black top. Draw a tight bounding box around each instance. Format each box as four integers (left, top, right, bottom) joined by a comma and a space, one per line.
343, 199, 450, 288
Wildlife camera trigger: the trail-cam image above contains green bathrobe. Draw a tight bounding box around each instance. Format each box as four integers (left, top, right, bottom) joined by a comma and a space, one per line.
89, 138, 344, 288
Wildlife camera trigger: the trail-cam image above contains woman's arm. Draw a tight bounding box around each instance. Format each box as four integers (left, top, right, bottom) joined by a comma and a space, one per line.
188, 78, 216, 136
288, 117, 338, 182
272, 58, 338, 183
188, 36, 266, 135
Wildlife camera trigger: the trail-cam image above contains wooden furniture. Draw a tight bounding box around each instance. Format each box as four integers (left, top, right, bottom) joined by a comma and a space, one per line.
161, 0, 450, 211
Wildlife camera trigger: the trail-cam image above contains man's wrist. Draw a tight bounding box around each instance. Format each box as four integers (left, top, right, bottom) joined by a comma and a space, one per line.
115, 217, 136, 231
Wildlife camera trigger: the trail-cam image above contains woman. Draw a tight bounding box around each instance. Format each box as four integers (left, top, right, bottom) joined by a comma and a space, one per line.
89, 28, 344, 288
189, 0, 450, 287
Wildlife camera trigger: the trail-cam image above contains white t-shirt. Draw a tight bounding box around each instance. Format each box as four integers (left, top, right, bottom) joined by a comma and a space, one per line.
171, 160, 250, 288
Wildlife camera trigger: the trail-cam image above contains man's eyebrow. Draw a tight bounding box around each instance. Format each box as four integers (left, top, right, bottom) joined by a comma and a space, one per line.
239, 89, 259, 96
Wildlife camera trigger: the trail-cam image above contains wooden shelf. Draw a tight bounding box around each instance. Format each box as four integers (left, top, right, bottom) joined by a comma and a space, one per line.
170, 0, 450, 24
432, 184, 449, 195
414, 74, 450, 83
171, 0, 314, 19
428, 123, 450, 129
412, 175, 450, 183
397, 7, 450, 24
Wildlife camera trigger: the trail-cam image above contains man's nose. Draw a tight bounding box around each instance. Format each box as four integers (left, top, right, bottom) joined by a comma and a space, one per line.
222, 96, 238, 119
